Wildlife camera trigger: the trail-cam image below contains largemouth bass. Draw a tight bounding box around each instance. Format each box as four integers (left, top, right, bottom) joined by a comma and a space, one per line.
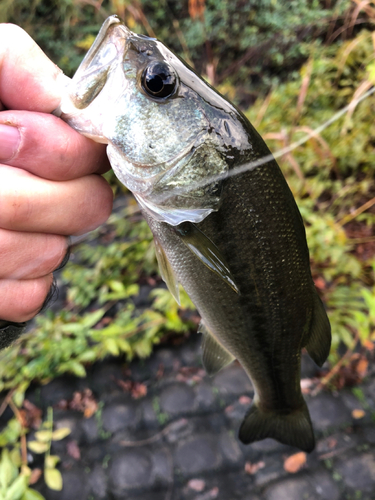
57, 16, 331, 452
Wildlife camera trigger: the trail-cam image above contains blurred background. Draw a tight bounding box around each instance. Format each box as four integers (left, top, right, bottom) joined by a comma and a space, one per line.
1, 1, 375, 499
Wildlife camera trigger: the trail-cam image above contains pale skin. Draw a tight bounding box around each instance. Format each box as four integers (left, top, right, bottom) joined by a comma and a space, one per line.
0, 24, 113, 322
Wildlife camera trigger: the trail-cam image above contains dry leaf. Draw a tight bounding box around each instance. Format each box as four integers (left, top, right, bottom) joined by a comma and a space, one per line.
131, 382, 147, 399
284, 452, 307, 473
69, 389, 98, 417
188, 479, 205, 492
364, 338, 374, 351
67, 440, 81, 460
356, 358, 368, 378
245, 461, 265, 475
352, 408, 365, 419
29, 468, 43, 485
188, 0, 205, 20
239, 396, 252, 405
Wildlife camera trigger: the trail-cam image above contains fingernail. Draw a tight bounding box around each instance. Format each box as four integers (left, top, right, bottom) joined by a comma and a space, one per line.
0, 124, 21, 161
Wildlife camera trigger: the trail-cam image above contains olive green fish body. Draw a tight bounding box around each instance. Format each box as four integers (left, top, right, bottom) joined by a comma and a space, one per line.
58, 16, 331, 452
145, 151, 323, 451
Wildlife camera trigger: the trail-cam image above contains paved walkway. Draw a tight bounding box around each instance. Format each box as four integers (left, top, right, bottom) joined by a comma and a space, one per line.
19, 333, 375, 500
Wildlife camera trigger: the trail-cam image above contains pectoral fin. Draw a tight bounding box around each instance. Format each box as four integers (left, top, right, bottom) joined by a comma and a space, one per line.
199, 321, 235, 376
174, 222, 239, 294
154, 238, 180, 305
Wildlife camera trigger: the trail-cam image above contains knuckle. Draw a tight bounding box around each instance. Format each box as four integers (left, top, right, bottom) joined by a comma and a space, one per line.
0, 275, 53, 322
19, 275, 54, 320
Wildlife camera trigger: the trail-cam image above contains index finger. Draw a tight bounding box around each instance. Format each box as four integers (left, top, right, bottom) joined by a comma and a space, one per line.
0, 24, 63, 112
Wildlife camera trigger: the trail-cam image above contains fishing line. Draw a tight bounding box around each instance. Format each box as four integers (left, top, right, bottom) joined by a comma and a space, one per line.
154, 85, 375, 204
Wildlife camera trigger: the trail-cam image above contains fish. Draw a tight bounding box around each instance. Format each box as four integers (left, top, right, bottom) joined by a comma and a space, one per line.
57, 15, 331, 452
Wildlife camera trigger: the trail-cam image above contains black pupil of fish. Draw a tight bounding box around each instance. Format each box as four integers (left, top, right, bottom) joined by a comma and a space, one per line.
143, 63, 175, 97
146, 74, 164, 93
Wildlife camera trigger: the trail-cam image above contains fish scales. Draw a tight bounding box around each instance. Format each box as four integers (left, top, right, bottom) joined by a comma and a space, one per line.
57, 15, 331, 452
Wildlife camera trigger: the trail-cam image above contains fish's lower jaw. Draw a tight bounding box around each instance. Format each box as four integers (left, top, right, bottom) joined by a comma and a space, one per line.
238, 401, 315, 453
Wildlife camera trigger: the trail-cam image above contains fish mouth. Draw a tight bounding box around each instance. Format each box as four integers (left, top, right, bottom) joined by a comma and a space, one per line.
75, 16, 132, 79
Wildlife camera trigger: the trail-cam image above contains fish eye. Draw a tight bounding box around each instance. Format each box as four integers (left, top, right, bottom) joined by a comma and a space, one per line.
142, 61, 177, 98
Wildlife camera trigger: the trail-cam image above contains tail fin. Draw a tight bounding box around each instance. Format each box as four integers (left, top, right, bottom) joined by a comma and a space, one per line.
305, 292, 331, 367
239, 401, 315, 452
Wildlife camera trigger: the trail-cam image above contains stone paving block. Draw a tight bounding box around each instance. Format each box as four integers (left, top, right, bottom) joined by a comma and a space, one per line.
179, 335, 202, 366
87, 463, 108, 499
150, 348, 178, 372
90, 360, 125, 395
363, 425, 375, 444
195, 381, 217, 410
335, 452, 375, 493
175, 434, 223, 475
248, 437, 290, 455
160, 383, 196, 416
140, 397, 160, 427
218, 431, 243, 465
316, 431, 359, 455
108, 448, 154, 497
264, 469, 340, 500
307, 392, 352, 432
213, 364, 253, 398
102, 401, 140, 433
253, 456, 286, 488
40, 467, 90, 500
151, 447, 174, 486
36, 376, 79, 408
164, 418, 192, 444
80, 415, 99, 444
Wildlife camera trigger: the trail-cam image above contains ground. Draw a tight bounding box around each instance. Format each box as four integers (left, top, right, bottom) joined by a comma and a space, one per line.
13, 333, 375, 500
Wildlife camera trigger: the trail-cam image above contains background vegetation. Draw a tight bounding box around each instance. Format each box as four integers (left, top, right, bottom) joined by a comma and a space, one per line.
1, 0, 375, 496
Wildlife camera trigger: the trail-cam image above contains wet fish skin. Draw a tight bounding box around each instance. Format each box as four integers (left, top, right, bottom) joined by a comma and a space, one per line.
58, 16, 331, 452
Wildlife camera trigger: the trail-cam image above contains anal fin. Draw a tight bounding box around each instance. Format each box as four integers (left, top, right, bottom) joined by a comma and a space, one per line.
154, 238, 180, 305
199, 321, 235, 376
305, 292, 331, 367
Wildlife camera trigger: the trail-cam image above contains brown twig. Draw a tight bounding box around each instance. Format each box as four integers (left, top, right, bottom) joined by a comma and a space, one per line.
120, 419, 187, 447
0, 388, 15, 418
9, 398, 28, 467
337, 196, 375, 226
311, 333, 359, 396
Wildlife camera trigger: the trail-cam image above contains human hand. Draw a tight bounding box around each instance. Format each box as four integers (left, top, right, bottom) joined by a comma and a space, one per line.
0, 25, 113, 336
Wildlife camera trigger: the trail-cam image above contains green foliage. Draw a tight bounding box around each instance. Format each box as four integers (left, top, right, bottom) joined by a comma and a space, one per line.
0, 431, 44, 500
246, 29, 375, 361
1, 0, 352, 91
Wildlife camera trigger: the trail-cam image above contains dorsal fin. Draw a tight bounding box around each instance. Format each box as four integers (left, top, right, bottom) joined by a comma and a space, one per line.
174, 222, 239, 294
199, 321, 235, 376
154, 238, 180, 305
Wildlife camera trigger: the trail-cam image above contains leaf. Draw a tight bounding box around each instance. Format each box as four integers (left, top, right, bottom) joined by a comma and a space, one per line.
104, 338, 120, 356
27, 441, 49, 454
51, 427, 71, 441
0, 449, 18, 489
283, 452, 307, 473
45, 455, 60, 469
44, 468, 63, 491
34, 431, 52, 443
81, 308, 106, 329
22, 488, 46, 500
4, 474, 27, 500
